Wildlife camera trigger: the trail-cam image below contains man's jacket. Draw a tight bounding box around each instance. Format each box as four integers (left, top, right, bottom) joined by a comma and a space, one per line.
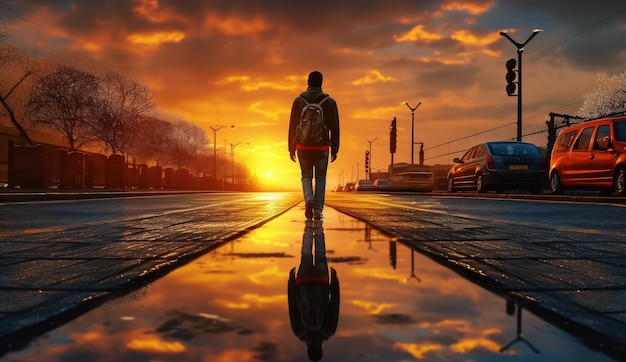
289, 86, 340, 156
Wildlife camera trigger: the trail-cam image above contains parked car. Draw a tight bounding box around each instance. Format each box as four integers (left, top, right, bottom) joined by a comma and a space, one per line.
374, 178, 390, 190
447, 141, 546, 194
333, 184, 343, 192
355, 179, 375, 191
343, 182, 356, 192
388, 163, 433, 192
549, 116, 626, 196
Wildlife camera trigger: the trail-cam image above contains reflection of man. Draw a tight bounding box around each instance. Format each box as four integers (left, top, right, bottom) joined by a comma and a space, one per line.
288, 220, 340, 361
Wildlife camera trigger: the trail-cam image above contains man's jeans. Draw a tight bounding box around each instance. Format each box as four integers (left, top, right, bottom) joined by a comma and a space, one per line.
297, 150, 329, 213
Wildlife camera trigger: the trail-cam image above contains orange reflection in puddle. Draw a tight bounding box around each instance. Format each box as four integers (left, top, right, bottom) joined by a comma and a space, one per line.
6, 207, 615, 362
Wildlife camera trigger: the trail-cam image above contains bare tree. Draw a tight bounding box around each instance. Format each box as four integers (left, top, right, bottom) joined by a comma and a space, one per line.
27, 66, 99, 151
90, 73, 153, 155
0, 36, 35, 145
127, 115, 174, 164
163, 119, 209, 169
577, 71, 626, 119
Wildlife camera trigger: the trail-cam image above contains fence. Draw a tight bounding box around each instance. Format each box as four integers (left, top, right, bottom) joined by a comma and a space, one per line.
4, 140, 230, 190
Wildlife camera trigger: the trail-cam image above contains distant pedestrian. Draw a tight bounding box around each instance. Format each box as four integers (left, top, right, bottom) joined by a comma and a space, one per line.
289, 71, 340, 219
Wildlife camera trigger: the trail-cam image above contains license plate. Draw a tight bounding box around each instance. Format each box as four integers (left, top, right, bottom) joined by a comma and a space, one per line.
509, 164, 528, 170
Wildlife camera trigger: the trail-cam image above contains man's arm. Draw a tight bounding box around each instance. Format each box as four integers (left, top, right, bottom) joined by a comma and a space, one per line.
288, 97, 301, 161
329, 99, 340, 161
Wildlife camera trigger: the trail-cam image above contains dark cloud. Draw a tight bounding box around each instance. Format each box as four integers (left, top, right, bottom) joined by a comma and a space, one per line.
6, 0, 625, 168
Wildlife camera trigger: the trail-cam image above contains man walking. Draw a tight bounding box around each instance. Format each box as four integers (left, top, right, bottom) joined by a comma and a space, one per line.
289, 71, 340, 220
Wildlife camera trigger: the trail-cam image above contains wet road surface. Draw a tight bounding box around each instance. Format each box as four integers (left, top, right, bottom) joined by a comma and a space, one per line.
3, 205, 615, 361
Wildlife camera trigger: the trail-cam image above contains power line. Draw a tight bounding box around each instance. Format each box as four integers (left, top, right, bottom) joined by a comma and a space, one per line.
530, 7, 626, 59
424, 121, 515, 152
423, 8, 626, 161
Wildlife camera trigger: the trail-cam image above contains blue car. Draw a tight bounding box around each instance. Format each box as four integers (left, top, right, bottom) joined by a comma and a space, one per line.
447, 141, 546, 194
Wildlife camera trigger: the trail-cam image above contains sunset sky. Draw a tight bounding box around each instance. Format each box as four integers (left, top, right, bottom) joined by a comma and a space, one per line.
3, 0, 626, 189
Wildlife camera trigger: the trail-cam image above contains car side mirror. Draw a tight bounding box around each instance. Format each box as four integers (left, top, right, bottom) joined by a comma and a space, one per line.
453, 157, 463, 164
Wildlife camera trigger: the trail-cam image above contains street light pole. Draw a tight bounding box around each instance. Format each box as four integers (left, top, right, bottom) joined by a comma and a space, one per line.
230, 142, 240, 186
367, 137, 377, 180
208, 125, 224, 178
403, 101, 421, 164
500, 29, 542, 141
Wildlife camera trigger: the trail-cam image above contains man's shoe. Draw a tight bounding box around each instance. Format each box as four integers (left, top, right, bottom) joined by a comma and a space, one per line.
313, 211, 323, 220
305, 199, 314, 218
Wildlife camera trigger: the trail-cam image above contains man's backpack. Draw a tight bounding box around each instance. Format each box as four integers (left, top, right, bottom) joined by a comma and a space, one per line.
293, 95, 330, 146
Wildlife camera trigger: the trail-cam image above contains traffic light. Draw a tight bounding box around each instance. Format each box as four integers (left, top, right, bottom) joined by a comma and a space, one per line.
365, 150, 370, 173
390, 118, 397, 154
505, 58, 517, 96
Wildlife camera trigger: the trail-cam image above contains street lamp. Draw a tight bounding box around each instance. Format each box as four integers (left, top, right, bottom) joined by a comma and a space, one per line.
230, 142, 240, 186
367, 137, 377, 180
403, 101, 421, 164
208, 125, 224, 178
500, 29, 543, 141
209, 125, 235, 181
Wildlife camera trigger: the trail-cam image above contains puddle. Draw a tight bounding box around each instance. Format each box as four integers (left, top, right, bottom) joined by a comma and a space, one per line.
5, 207, 613, 361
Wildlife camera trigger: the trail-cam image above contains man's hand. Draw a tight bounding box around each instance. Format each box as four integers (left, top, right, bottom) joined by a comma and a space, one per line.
290, 151, 296, 162
331, 152, 337, 163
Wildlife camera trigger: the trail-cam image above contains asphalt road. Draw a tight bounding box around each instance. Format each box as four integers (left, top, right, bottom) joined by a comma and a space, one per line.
1, 191, 625, 360
325, 192, 626, 361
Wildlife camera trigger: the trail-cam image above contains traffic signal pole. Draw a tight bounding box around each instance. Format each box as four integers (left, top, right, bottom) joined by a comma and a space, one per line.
367, 137, 377, 180
500, 29, 542, 142
390, 118, 397, 175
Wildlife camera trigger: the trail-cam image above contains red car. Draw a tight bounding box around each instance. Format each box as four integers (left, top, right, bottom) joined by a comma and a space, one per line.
549, 116, 626, 196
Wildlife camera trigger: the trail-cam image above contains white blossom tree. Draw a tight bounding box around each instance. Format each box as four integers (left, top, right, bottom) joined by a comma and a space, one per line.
577, 71, 626, 119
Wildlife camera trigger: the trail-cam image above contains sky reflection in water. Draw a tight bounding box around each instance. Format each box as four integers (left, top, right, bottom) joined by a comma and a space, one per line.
6, 207, 613, 362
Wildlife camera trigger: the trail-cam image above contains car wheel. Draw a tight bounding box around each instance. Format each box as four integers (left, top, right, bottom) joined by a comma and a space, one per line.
475, 174, 486, 193
447, 177, 456, 193
615, 167, 626, 196
549, 171, 563, 194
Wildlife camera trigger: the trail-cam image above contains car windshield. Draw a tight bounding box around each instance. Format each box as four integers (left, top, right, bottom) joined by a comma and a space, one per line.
614, 121, 626, 141
488, 143, 540, 156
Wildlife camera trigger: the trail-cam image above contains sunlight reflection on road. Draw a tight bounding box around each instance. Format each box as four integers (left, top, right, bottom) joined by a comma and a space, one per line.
5, 206, 613, 362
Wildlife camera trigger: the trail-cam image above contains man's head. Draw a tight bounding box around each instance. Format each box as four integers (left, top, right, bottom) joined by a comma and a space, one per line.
308, 71, 323, 88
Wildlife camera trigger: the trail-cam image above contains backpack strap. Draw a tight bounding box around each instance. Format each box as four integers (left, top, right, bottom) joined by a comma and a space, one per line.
299, 95, 329, 105
298, 95, 309, 105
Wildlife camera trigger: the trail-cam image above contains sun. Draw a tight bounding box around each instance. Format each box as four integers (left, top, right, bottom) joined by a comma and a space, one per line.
265, 171, 272, 178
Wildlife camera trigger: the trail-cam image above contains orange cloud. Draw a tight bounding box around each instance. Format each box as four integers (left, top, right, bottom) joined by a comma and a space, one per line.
441, 0, 495, 15
451, 29, 500, 46
395, 25, 443, 42
351, 70, 398, 86
133, 0, 182, 23
203, 12, 270, 35
351, 106, 398, 119
126, 31, 186, 45
217, 76, 297, 92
